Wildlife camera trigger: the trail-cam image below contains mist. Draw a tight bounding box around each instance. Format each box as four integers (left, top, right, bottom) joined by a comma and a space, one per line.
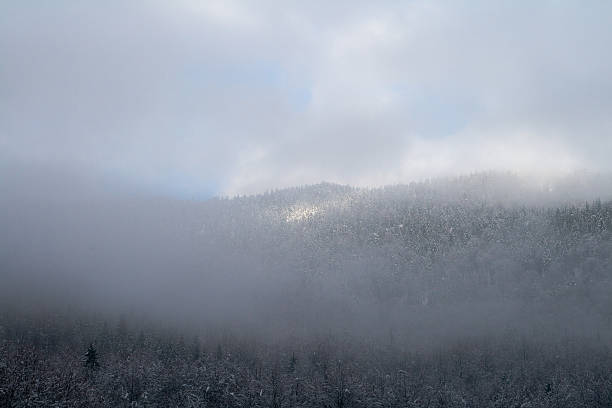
3, 169, 612, 406
3, 167, 612, 338
3, 1, 612, 406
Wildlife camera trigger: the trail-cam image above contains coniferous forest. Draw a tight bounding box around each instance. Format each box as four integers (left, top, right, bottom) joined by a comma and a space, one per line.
4, 0, 612, 405
2, 173, 612, 407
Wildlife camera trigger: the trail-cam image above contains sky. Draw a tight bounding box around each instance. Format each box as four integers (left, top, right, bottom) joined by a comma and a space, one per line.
1, 1, 611, 197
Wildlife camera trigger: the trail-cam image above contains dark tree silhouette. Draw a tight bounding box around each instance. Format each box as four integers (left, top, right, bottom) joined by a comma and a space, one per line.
84, 343, 100, 369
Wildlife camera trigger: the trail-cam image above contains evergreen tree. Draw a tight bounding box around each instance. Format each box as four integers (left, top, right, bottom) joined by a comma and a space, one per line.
136, 330, 146, 348
216, 344, 223, 360
288, 352, 297, 373
84, 343, 100, 369
116, 315, 128, 339
191, 335, 201, 361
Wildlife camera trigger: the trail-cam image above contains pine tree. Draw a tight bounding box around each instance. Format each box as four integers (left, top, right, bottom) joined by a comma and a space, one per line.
215, 344, 223, 360
84, 343, 100, 369
288, 352, 297, 373
137, 330, 146, 348
191, 335, 201, 361
116, 315, 128, 340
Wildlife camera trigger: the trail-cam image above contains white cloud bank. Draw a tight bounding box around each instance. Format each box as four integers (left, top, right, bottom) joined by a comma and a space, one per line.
1, 1, 611, 196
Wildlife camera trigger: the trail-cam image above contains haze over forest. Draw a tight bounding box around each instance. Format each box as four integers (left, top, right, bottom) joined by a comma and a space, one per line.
2, 1, 612, 407
2, 170, 612, 333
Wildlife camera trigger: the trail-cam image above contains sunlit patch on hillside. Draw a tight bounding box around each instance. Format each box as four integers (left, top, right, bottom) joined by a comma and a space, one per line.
285, 204, 321, 222
283, 192, 361, 223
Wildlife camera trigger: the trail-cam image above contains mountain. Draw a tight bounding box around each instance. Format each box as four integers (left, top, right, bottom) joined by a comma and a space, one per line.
2, 171, 612, 337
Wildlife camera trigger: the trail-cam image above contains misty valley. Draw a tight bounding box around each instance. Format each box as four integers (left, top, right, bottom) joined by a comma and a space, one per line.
4, 0, 612, 405
2, 173, 612, 407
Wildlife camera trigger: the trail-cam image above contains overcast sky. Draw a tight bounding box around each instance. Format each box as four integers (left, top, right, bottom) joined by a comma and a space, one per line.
2, 1, 611, 197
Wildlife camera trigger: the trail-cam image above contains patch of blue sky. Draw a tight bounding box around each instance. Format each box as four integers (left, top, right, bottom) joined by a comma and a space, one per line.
391, 84, 479, 138
182, 59, 311, 111
287, 86, 312, 111
97, 163, 218, 200
148, 170, 219, 200
183, 59, 282, 88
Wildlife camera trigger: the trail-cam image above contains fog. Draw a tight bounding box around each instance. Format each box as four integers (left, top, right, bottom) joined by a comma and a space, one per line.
3, 2, 612, 406
2, 167, 612, 344
3, 168, 612, 405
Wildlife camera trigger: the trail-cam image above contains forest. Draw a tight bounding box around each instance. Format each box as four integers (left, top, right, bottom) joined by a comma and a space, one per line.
4, 0, 612, 405
2, 172, 612, 407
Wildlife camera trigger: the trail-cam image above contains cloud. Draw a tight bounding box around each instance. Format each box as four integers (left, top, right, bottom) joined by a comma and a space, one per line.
1, 1, 611, 196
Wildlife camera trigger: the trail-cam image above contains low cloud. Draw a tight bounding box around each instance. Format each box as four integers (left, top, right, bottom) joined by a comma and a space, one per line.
1, 1, 611, 196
